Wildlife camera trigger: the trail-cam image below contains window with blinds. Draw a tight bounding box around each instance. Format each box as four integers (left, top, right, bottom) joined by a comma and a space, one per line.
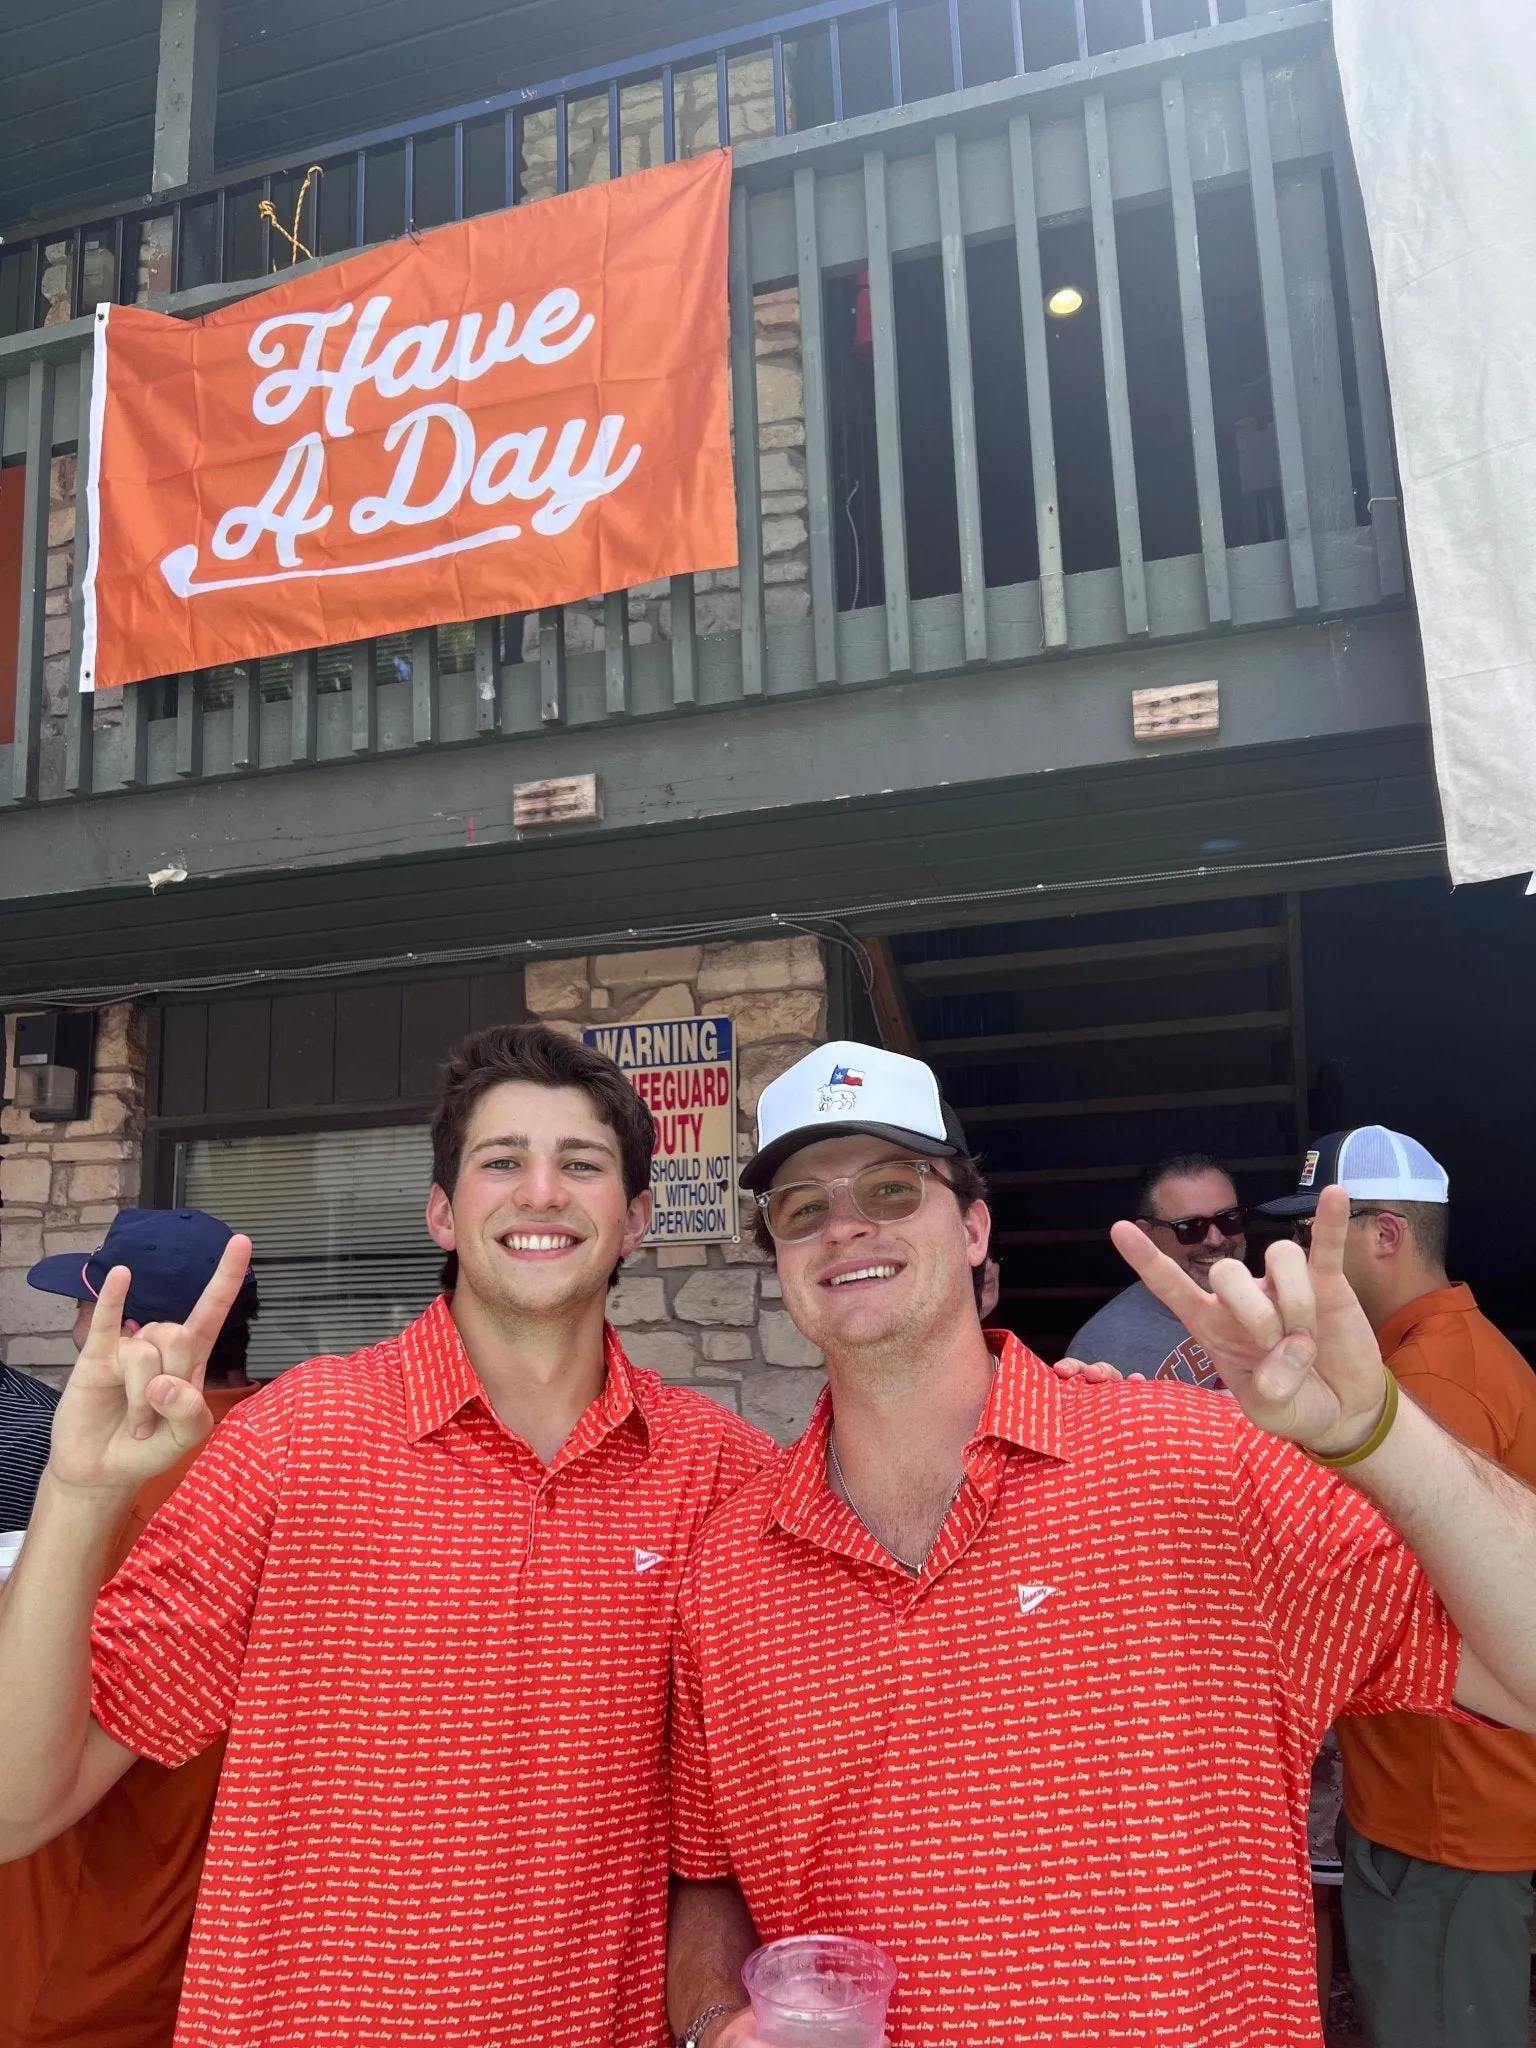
176, 1126, 441, 1378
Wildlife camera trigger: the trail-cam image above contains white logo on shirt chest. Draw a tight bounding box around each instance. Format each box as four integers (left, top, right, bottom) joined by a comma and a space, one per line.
633, 1547, 664, 1574
1016, 1583, 1057, 1616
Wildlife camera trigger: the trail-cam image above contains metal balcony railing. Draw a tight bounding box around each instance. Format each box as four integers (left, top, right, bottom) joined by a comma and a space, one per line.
0, 2, 1405, 812
0, 0, 1261, 332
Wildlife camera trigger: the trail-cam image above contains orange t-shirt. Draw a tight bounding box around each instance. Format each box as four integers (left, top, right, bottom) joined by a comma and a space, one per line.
0, 1386, 255, 2048
1340, 1284, 1536, 1870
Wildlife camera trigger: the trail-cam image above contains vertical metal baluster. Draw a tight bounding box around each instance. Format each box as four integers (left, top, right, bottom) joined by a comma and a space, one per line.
259, 178, 273, 271
63, 341, 96, 796
863, 149, 911, 672
670, 575, 697, 706
730, 183, 767, 697
771, 38, 787, 133
829, 21, 845, 120
290, 647, 318, 761
1241, 57, 1318, 611
1073, 0, 1090, 58
603, 593, 631, 717
556, 99, 570, 192
354, 152, 367, 245
662, 71, 676, 162
505, 114, 519, 206
1141, 0, 1157, 42
403, 138, 416, 230
1161, 76, 1231, 624
452, 125, 466, 219
70, 231, 85, 320
1084, 93, 1148, 636
116, 679, 149, 788
539, 610, 566, 725
887, 6, 904, 103
350, 641, 378, 753
1009, 115, 1067, 649
715, 54, 731, 145
214, 187, 228, 278
7, 358, 54, 805
1207, 0, 1221, 22
168, 208, 184, 293
230, 662, 260, 772
610, 81, 624, 178
474, 619, 501, 735
1325, 78, 1404, 597
1009, 0, 1025, 73
936, 135, 987, 663
794, 168, 837, 685
175, 672, 204, 777
112, 218, 127, 304
411, 627, 438, 744
946, 0, 964, 88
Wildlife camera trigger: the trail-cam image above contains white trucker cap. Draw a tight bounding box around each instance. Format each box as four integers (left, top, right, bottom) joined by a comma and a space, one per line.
740, 1040, 971, 1191
1257, 1125, 1449, 1218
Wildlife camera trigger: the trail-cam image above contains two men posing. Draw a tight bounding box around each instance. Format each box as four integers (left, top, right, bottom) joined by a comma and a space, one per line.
5, 1027, 1536, 2046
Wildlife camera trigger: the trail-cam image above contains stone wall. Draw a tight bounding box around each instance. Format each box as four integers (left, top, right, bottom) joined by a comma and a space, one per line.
525, 937, 829, 1443
0, 1006, 149, 1387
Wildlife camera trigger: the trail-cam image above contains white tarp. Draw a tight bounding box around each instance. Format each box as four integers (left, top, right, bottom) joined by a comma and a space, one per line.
1331, 0, 1536, 886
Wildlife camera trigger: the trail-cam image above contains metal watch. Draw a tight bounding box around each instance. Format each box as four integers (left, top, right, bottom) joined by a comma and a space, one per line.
676, 2001, 742, 2048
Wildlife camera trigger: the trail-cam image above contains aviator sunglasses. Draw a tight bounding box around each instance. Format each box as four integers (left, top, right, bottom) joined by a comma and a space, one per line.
1140, 1205, 1249, 1247
757, 1159, 955, 1244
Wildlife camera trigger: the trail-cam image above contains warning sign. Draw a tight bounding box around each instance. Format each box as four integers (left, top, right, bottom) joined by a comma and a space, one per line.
583, 1015, 738, 1245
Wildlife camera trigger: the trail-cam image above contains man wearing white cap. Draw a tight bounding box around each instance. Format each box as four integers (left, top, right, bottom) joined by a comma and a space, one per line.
1259, 1129, 1536, 2048
666, 1047, 1536, 2048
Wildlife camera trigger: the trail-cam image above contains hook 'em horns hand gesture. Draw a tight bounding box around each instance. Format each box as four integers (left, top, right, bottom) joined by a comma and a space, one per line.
47, 1236, 253, 1498
1109, 1184, 1391, 1459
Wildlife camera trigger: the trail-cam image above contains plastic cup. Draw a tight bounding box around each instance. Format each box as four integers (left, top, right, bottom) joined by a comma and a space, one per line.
742, 1933, 897, 2047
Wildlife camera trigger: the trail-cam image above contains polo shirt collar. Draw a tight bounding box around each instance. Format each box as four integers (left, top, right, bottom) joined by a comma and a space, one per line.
1377, 1281, 1477, 1358
400, 1295, 649, 1448
767, 1327, 1066, 1540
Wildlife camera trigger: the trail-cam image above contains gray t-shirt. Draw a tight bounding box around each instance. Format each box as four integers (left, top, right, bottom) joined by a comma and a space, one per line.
1065, 1281, 1221, 1387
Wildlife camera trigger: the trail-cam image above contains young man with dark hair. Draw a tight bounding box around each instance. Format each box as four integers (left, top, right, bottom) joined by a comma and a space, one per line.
1258, 1127, 1536, 2048
4, 1209, 257, 2048
0, 1024, 769, 2048
1066, 1149, 1249, 1384
666, 1044, 1536, 2048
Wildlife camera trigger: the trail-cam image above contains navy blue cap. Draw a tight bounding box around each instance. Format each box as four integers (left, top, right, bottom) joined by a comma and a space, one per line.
27, 1208, 257, 1327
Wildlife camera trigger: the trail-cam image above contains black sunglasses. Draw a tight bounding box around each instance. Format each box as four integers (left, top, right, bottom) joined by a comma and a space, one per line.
1140, 1205, 1249, 1248
1293, 1206, 1399, 1247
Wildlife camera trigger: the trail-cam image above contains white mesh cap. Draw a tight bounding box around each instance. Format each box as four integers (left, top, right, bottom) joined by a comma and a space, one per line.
1336, 1126, 1449, 1204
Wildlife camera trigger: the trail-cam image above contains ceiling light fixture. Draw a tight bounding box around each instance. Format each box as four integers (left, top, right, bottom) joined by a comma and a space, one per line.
1047, 286, 1084, 317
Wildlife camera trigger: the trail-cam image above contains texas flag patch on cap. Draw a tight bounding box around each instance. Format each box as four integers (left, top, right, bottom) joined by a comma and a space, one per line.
828, 1064, 864, 1087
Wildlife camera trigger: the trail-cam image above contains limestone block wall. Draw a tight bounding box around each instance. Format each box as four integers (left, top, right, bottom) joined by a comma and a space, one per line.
526, 936, 830, 1443
0, 1006, 149, 1387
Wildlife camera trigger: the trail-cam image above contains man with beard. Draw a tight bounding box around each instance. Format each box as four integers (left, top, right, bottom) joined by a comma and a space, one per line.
1066, 1152, 1248, 1385
0, 1024, 768, 2048
665, 1042, 1536, 2048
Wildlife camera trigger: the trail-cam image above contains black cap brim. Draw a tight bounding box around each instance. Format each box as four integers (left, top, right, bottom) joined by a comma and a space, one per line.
26, 1252, 99, 1301
1254, 1193, 1321, 1218
741, 1109, 969, 1192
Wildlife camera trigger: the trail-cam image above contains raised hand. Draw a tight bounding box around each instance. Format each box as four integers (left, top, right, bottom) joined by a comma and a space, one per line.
47, 1236, 253, 1497
1108, 1184, 1389, 1458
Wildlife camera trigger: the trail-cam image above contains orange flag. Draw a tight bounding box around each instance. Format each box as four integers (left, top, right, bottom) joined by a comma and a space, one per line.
81, 152, 736, 690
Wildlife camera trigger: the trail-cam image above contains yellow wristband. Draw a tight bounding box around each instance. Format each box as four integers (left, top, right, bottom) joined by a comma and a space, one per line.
1308, 1368, 1400, 1469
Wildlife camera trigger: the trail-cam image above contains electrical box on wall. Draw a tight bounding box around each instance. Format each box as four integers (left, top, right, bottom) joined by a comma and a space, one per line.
11, 1011, 95, 1124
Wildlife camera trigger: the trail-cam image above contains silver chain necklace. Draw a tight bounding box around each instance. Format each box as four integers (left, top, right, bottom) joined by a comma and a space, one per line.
827, 1432, 964, 1577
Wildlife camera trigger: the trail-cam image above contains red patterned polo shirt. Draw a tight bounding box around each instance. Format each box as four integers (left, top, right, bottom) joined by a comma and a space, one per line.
672, 1332, 1462, 2047
90, 1298, 771, 2048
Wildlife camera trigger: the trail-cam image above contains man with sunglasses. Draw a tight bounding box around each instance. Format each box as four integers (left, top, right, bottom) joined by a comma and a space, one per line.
1066, 1152, 1248, 1385
666, 1046, 1536, 2048
1257, 1127, 1536, 2048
